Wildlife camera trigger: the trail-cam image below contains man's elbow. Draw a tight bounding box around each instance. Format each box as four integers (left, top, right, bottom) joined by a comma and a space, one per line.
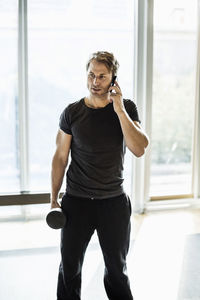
130, 137, 149, 157
128, 145, 144, 157
133, 148, 145, 158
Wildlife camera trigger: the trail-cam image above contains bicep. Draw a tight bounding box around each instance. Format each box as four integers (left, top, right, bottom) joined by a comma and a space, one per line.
55, 129, 72, 163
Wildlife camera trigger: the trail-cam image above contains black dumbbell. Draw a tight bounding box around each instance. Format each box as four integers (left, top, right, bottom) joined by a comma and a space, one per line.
46, 208, 66, 229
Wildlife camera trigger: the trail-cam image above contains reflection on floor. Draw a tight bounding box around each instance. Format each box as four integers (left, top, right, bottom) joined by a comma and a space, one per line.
177, 233, 200, 300
0, 207, 200, 300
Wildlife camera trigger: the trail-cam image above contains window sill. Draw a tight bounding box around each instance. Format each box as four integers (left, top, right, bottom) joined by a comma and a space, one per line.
0, 192, 63, 206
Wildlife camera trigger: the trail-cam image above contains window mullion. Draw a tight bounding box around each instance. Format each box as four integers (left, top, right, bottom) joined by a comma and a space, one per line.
192, 0, 200, 199
18, 0, 29, 192
132, 0, 154, 213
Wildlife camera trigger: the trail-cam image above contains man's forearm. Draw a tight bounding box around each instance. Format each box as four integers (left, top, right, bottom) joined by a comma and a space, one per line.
51, 155, 68, 206
117, 110, 149, 157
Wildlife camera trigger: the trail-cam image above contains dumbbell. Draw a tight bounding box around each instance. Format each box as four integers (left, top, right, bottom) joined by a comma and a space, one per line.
46, 208, 66, 229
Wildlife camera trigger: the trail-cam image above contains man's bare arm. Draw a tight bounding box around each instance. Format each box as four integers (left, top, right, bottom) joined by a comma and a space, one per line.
108, 81, 149, 157
117, 112, 149, 157
50, 129, 72, 209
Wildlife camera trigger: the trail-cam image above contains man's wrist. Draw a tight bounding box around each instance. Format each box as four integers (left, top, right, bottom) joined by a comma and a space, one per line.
51, 199, 58, 204
116, 109, 126, 117
50, 195, 59, 204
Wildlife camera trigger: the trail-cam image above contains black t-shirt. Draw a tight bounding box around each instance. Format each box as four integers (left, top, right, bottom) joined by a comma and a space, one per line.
59, 98, 140, 199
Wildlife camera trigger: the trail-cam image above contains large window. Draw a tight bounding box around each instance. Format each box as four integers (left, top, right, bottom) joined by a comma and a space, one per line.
150, 0, 198, 197
2, 0, 199, 211
0, 0, 135, 196
28, 0, 135, 194
0, 1, 18, 193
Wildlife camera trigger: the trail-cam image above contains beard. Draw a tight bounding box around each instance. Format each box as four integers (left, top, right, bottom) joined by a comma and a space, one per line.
88, 83, 110, 97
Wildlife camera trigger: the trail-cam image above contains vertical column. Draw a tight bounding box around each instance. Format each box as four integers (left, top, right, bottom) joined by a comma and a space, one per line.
132, 0, 153, 213
192, 0, 200, 200
18, 0, 29, 192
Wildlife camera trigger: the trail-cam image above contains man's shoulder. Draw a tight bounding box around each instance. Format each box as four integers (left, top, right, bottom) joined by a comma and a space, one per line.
61, 99, 84, 117
123, 98, 140, 123
65, 98, 84, 111
123, 98, 137, 109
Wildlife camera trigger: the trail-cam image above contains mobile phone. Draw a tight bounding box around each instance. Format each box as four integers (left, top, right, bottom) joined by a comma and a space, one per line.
110, 75, 117, 93
111, 75, 117, 87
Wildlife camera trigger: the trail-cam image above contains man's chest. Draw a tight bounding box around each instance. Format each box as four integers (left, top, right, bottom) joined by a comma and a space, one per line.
70, 110, 123, 151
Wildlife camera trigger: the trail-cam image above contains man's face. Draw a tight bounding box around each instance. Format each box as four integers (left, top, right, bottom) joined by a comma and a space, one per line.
87, 59, 113, 97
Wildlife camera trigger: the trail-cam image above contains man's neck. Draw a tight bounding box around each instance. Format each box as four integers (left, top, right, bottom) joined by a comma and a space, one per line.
85, 95, 110, 108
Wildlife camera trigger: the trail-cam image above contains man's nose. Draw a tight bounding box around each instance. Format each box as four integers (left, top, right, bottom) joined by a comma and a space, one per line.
93, 76, 100, 85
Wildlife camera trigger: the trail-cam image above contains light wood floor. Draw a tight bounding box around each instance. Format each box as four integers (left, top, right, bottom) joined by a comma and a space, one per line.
129, 207, 200, 300
0, 207, 200, 300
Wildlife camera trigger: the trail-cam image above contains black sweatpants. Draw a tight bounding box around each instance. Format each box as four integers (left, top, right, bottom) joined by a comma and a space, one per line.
57, 192, 133, 300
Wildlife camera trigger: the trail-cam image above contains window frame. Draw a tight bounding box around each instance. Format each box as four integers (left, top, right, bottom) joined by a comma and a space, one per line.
0, 0, 200, 211
192, 0, 200, 200
18, 0, 29, 193
145, 0, 200, 210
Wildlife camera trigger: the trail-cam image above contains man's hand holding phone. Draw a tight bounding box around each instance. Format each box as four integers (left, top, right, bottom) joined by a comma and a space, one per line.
108, 77, 125, 115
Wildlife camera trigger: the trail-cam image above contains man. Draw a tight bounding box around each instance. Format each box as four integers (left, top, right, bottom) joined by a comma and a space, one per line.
51, 51, 149, 300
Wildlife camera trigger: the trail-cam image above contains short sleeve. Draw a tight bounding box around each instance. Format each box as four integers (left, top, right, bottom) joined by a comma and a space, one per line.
124, 99, 141, 123
59, 106, 72, 134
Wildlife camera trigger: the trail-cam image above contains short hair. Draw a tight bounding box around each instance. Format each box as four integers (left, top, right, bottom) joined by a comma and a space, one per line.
86, 51, 119, 77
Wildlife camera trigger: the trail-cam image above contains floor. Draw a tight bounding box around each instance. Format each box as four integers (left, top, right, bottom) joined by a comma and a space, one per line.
0, 206, 200, 300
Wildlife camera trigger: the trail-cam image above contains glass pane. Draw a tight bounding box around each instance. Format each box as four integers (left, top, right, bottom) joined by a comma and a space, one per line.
150, 0, 197, 196
28, 0, 134, 194
0, 0, 19, 193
